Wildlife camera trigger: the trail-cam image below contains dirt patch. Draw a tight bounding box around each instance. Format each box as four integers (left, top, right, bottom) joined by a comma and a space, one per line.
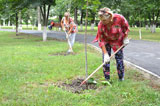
49, 51, 76, 56
35, 38, 66, 42
51, 38, 66, 42
14, 37, 24, 39
149, 81, 160, 90
57, 78, 97, 93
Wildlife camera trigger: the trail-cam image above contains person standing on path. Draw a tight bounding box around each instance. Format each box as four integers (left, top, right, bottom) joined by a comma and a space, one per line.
61, 12, 77, 53
93, 7, 130, 81
48, 20, 55, 30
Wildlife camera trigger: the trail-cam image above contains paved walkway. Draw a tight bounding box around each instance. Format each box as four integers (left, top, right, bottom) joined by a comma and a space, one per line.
1, 29, 160, 77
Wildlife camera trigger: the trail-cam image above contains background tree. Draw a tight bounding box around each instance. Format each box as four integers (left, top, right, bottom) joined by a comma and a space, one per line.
51, 0, 71, 22
0, 0, 29, 35
23, 0, 56, 41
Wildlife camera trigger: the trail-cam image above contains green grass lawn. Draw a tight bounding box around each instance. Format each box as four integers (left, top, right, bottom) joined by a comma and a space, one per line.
0, 26, 38, 30
1, 25, 160, 42
129, 27, 160, 42
77, 27, 160, 42
0, 32, 160, 106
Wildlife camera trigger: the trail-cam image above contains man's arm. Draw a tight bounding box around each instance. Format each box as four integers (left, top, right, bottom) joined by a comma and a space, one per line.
101, 45, 107, 54
68, 24, 73, 34
61, 19, 64, 30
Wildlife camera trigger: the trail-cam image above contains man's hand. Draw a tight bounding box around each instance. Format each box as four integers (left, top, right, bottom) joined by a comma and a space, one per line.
104, 53, 110, 63
68, 31, 71, 35
123, 37, 129, 46
66, 34, 69, 39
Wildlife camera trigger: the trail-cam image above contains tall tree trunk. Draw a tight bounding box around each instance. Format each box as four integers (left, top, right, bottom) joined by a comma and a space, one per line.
90, 12, 95, 30
40, 5, 51, 41
16, 12, 18, 36
37, 6, 41, 31
3, 19, 5, 26
80, 10, 84, 31
59, 15, 62, 23
74, 7, 78, 24
80, 9, 84, 24
46, 5, 50, 25
148, 13, 151, 25
145, 18, 149, 30
74, 7, 78, 32
8, 17, 10, 26
155, 9, 160, 27
153, 12, 155, 23
18, 11, 22, 30
151, 11, 156, 33
84, 0, 89, 88
40, 4, 47, 41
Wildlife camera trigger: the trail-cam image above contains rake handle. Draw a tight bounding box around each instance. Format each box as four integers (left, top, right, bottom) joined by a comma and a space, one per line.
64, 30, 72, 50
79, 44, 125, 87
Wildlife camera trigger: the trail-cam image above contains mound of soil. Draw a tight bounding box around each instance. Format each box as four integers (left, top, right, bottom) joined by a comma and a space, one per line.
57, 78, 97, 93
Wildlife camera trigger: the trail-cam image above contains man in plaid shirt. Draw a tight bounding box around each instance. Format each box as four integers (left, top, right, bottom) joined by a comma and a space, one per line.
93, 7, 129, 81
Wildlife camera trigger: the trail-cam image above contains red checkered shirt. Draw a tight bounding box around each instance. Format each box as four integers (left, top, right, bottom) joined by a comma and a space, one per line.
93, 14, 129, 52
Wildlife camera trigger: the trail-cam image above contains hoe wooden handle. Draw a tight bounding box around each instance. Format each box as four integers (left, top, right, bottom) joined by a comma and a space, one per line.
79, 44, 125, 87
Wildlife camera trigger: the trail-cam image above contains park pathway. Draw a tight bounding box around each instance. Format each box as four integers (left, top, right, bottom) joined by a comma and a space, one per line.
1, 29, 160, 78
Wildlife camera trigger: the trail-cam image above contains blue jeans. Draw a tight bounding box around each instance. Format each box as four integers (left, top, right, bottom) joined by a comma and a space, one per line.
102, 44, 124, 80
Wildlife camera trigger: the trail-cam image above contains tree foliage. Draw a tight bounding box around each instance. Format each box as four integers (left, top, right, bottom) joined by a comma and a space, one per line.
0, 0, 160, 27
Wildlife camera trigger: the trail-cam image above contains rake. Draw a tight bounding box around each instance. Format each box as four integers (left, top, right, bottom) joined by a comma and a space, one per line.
79, 44, 125, 87
64, 30, 73, 52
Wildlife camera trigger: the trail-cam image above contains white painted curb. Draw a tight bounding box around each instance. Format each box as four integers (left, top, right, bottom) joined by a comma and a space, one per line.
124, 60, 160, 79
88, 43, 160, 79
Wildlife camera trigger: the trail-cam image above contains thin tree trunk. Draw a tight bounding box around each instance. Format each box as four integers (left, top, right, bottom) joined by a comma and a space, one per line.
8, 17, 10, 26
41, 4, 51, 41
43, 4, 47, 41
90, 12, 95, 30
148, 13, 151, 26
152, 11, 155, 23
37, 6, 41, 30
80, 9, 84, 24
43, 26, 47, 41
84, 0, 88, 88
40, 6, 44, 25
40, 5, 46, 41
80, 10, 83, 24
80, 9, 84, 31
155, 9, 160, 26
16, 12, 18, 36
151, 11, 156, 33
74, 7, 78, 24
18, 11, 22, 30
46, 5, 51, 25
59, 15, 62, 23
3, 19, 5, 26
43, 4, 46, 26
